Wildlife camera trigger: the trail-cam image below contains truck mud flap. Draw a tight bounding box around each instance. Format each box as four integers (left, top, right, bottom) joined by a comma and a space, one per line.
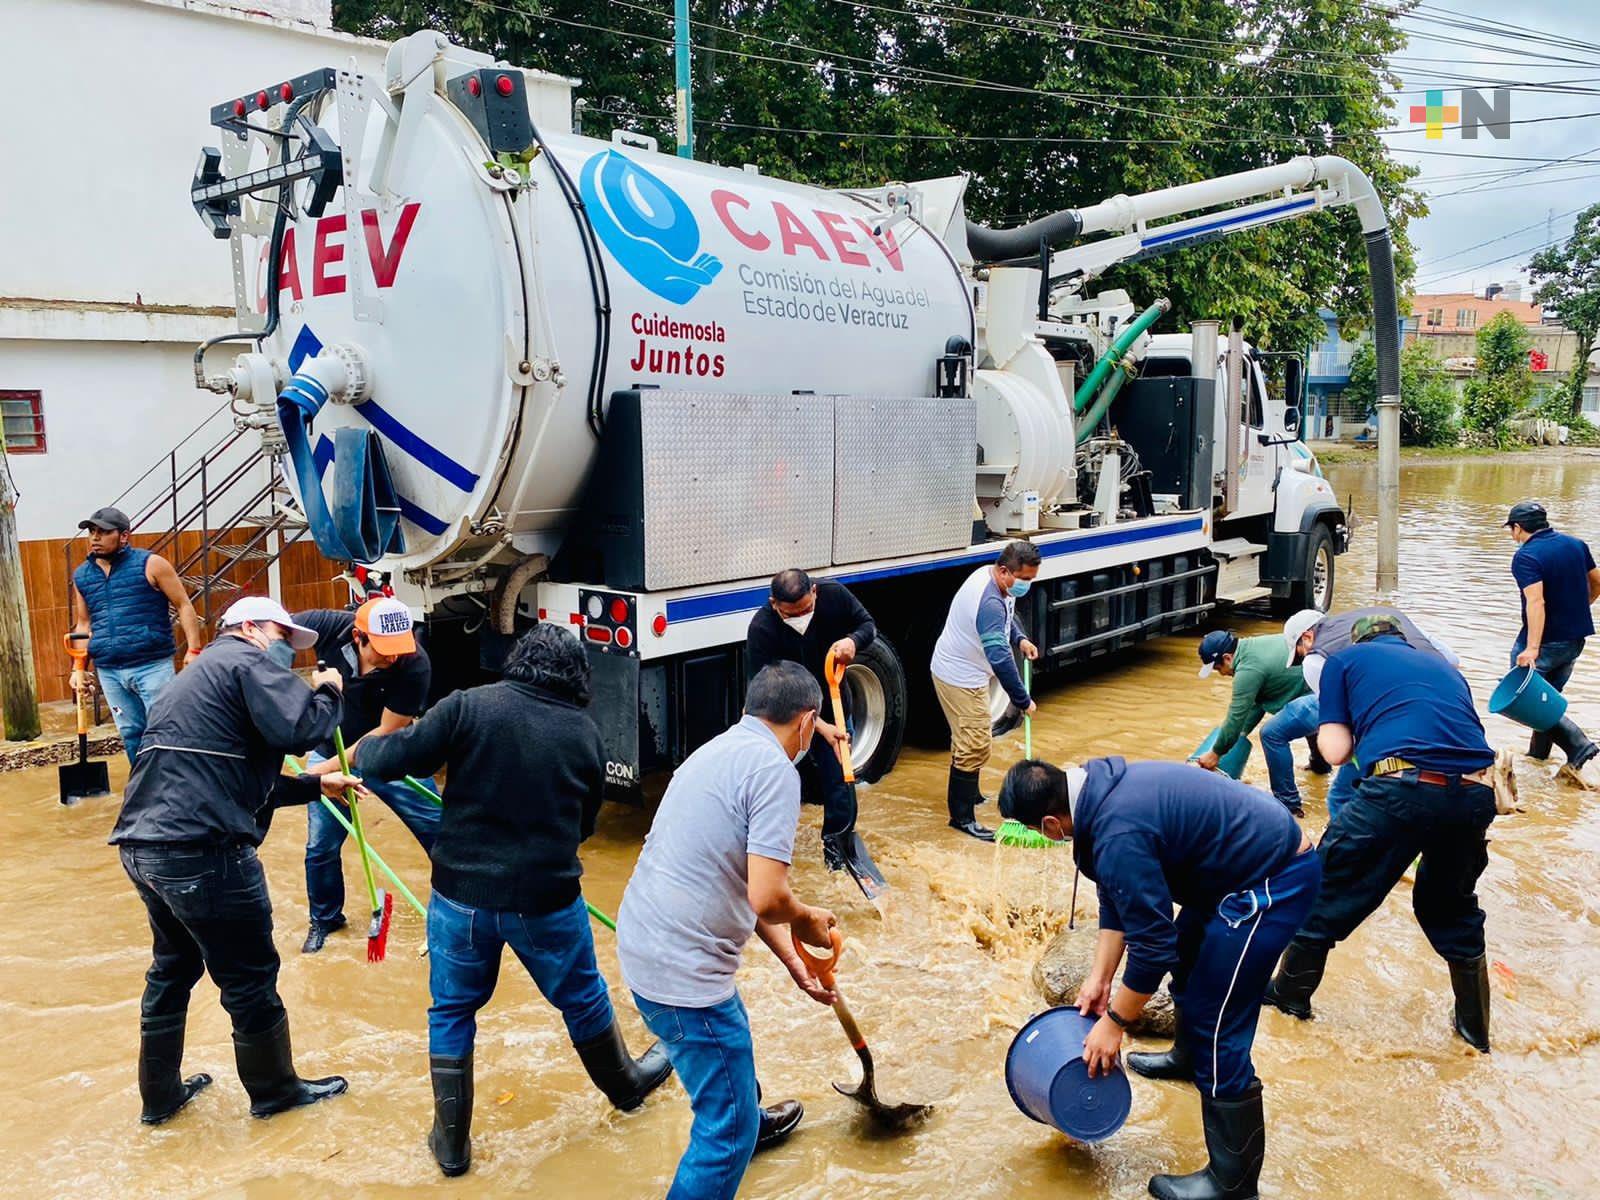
587, 648, 642, 795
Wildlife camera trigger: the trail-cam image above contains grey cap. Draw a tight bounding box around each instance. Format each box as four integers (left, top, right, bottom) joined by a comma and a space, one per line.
78, 506, 130, 532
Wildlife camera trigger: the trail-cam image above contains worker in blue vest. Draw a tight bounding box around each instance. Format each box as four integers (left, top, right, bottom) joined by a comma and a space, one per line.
71, 507, 201, 762
1000, 757, 1319, 1200
1504, 500, 1600, 785
1264, 615, 1497, 1052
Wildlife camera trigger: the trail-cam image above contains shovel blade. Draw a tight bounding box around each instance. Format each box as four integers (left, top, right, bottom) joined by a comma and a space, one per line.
831, 1080, 933, 1131
58, 761, 111, 804
840, 832, 889, 901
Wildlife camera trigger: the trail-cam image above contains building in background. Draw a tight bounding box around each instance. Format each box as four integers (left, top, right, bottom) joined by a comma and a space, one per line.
1303, 309, 1418, 440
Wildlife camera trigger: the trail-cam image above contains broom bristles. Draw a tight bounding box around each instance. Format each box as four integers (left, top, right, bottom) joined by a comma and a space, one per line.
367, 889, 394, 963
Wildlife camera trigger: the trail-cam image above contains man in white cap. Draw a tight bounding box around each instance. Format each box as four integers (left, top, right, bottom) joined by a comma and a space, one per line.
109, 596, 360, 1126
292, 597, 438, 954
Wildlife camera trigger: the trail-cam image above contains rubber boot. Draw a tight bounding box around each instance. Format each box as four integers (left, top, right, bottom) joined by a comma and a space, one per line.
1526, 730, 1554, 761
1448, 955, 1491, 1053
1261, 941, 1329, 1021
1128, 1023, 1195, 1082
233, 1013, 348, 1118
947, 766, 994, 842
138, 1012, 213, 1125
1305, 738, 1332, 775
1548, 716, 1598, 767
573, 1020, 673, 1112
1148, 1082, 1265, 1200
428, 1052, 473, 1177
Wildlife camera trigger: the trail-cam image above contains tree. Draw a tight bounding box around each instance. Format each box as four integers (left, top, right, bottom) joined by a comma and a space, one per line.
1460, 312, 1533, 447
1346, 339, 1457, 446
0, 429, 40, 741
1528, 204, 1600, 424
330, 0, 1421, 354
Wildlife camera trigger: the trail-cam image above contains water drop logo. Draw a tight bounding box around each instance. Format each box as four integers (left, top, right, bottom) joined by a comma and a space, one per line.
580, 150, 723, 304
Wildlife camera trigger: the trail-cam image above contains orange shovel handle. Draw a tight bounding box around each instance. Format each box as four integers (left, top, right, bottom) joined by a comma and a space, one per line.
791, 928, 844, 989
822, 651, 856, 785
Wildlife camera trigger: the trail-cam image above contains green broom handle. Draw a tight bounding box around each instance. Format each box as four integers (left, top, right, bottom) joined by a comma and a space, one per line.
334, 729, 382, 913
396, 772, 618, 933
283, 756, 427, 918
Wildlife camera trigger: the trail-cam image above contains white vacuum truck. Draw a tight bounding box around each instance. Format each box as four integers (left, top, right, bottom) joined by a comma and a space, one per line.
190, 30, 1401, 789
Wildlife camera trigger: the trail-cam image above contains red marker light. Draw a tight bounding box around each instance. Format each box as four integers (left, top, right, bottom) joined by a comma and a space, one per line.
610, 598, 629, 624
651, 613, 668, 637
585, 625, 613, 645
279, 82, 295, 102
495, 74, 514, 97
467, 76, 482, 98
256, 90, 271, 110
615, 627, 634, 649
537, 608, 547, 620
232, 98, 247, 118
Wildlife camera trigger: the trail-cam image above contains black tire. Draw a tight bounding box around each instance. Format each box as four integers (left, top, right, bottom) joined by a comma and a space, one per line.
1286, 524, 1336, 613
843, 636, 908, 784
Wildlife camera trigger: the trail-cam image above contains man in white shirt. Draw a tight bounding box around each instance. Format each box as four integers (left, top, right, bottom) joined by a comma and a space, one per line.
930, 541, 1041, 840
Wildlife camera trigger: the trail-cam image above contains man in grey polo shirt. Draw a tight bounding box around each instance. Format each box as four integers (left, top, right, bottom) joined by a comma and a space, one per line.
618, 662, 839, 1200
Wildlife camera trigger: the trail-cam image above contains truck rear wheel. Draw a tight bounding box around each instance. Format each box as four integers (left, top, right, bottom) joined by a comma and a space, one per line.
843, 636, 908, 784
1288, 524, 1335, 612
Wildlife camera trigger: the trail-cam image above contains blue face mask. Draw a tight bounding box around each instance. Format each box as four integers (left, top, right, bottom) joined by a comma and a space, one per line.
1009, 578, 1032, 598
266, 638, 296, 669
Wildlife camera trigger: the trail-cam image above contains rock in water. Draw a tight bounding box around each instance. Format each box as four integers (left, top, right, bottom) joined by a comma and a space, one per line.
1032, 920, 1177, 1038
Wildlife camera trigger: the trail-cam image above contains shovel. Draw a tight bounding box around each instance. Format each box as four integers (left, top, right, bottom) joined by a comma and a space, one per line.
823, 651, 889, 903
59, 633, 110, 804
791, 928, 932, 1132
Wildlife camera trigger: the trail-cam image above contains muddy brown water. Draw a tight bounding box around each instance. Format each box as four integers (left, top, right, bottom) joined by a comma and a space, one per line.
5, 455, 1600, 1198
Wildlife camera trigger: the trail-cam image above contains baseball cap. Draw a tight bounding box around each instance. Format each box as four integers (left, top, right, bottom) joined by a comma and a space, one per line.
1197, 630, 1238, 678
1503, 500, 1549, 531
354, 596, 417, 655
1282, 608, 1325, 667
219, 596, 321, 649
1351, 614, 1402, 644
78, 506, 130, 532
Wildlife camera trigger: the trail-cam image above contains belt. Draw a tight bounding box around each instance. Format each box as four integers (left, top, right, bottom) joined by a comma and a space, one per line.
1369, 757, 1487, 787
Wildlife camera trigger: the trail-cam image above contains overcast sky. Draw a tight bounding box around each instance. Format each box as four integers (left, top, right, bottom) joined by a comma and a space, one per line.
1387, 0, 1600, 298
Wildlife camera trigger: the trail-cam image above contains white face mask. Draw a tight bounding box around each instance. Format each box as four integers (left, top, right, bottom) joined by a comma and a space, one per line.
792, 716, 815, 764
782, 612, 815, 635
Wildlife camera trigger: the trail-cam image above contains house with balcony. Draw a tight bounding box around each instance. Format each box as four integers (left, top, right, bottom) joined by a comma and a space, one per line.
1303, 308, 1417, 440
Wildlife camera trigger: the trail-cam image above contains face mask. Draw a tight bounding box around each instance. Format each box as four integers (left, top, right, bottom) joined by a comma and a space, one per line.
792, 717, 814, 764
266, 638, 296, 669
1009, 578, 1032, 598
782, 612, 815, 635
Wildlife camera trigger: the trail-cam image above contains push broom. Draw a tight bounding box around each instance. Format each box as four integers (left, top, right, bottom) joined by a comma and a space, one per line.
996, 660, 1062, 849
333, 727, 392, 961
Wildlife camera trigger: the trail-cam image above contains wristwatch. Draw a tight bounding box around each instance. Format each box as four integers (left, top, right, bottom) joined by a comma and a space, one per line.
1106, 1008, 1133, 1031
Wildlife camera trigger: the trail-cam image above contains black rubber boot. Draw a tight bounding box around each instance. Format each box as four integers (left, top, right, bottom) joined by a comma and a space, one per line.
947, 766, 994, 841
574, 1020, 673, 1111
138, 1013, 213, 1125
756, 1099, 804, 1151
301, 915, 346, 955
1548, 716, 1598, 767
1262, 941, 1329, 1021
1128, 1027, 1195, 1082
1148, 1082, 1265, 1200
1305, 739, 1332, 775
233, 1013, 349, 1118
1527, 730, 1554, 761
428, 1052, 473, 1177
1448, 955, 1491, 1053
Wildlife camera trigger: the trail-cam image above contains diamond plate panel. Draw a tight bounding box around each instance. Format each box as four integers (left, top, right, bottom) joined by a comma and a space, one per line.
834, 396, 976, 564
640, 392, 835, 590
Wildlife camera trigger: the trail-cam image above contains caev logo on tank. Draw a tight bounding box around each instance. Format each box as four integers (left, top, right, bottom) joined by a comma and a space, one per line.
579, 150, 724, 304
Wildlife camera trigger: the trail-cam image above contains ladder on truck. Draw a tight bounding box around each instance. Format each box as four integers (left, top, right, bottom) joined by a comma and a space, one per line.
60, 400, 318, 643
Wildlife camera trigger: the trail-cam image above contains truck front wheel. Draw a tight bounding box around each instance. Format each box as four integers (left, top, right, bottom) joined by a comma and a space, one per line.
1289, 525, 1336, 612
842, 636, 908, 784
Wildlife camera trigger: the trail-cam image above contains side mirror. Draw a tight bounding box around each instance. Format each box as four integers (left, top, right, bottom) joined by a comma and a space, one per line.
1283, 404, 1301, 435
1283, 356, 1304, 436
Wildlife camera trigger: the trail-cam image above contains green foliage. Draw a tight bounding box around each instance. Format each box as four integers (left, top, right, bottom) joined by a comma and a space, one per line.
1345, 340, 1457, 446
1528, 204, 1600, 424
330, 0, 1420, 354
1460, 312, 1533, 447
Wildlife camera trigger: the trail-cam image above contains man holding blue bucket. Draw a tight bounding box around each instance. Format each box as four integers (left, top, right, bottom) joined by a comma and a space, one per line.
999, 758, 1319, 1200
1503, 500, 1600, 786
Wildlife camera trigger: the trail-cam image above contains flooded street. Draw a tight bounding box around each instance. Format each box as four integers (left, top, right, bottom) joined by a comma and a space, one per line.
5, 452, 1600, 1198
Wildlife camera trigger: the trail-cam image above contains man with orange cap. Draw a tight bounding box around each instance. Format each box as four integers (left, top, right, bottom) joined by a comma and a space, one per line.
294, 597, 438, 954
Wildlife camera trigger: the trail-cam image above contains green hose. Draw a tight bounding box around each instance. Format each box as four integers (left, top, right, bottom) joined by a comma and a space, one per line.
1076, 357, 1135, 446
1071, 299, 1171, 413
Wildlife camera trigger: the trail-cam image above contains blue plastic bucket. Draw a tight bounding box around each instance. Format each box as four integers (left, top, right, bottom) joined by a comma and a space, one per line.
1489, 666, 1567, 731
1190, 727, 1253, 779
1005, 1007, 1132, 1143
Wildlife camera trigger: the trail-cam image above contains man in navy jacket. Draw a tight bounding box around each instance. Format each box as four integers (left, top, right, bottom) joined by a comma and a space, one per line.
1000, 757, 1319, 1200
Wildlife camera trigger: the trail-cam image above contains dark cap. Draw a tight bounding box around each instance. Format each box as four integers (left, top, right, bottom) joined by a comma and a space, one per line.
78, 507, 130, 533
1351, 614, 1403, 644
1504, 500, 1549, 532
1197, 630, 1238, 678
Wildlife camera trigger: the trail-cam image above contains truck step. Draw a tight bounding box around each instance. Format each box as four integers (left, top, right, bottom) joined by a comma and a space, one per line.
1209, 537, 1268, 561
1217, 584, 1273, 606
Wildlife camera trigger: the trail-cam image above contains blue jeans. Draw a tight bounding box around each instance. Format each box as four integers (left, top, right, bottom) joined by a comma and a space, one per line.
1260, 693, 1319, 808
1170, 849, 1322, 1098
1510, 636, 1585, 691
634, 990, 761, 1200
1326, 762, 1360, 821
304, 750, 441, 925
427, 891, 614, 1057
100, 657, 176, 763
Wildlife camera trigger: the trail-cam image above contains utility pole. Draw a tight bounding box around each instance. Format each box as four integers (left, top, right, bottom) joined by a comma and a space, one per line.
674, 0, 694, 158
0, 430, 40, 741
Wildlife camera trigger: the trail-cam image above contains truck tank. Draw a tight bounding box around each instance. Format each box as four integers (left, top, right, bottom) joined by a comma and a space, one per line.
224, 37, 975, 574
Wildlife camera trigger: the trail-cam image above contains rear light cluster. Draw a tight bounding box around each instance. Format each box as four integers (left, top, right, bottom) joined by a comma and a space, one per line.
231, 82, 297, 117
578, 590, 639, 654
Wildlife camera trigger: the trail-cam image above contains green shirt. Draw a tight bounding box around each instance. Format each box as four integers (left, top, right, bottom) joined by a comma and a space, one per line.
1213, 634, 1309, 754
